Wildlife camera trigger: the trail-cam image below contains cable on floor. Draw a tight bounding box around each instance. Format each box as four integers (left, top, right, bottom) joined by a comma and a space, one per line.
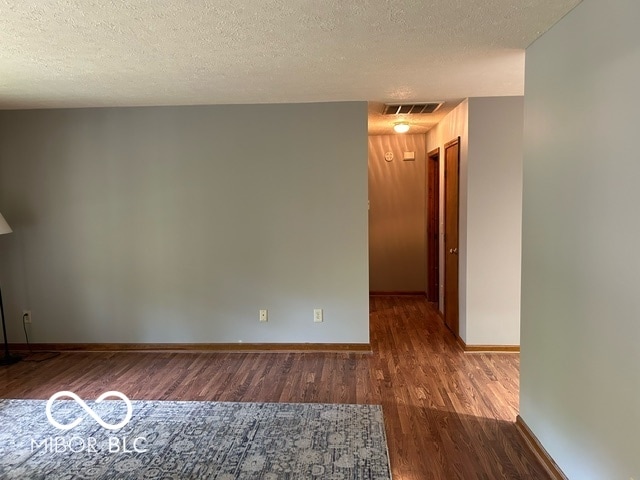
22, 312, 60, 362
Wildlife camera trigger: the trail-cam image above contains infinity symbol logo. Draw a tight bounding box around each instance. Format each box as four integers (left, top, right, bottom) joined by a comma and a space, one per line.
46, 391, 133, 431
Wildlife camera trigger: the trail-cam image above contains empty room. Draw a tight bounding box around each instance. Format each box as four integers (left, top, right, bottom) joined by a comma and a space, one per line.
1, 1, 638, 479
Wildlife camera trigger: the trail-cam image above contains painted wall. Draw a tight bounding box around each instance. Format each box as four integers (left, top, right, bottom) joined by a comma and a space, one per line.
427, 97, 523, 346
368, 134, 426, 292
521, 1, 640, 478
466, 97, 523, 345
0, 102, 370, 344
426, 100, 468, 330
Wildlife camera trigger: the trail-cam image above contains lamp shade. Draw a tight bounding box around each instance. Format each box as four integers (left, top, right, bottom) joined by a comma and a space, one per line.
0, 213, 12, 235
393, 122, 410, 133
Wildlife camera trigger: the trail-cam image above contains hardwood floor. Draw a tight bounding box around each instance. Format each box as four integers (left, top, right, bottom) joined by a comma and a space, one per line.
0, 296, 549, 479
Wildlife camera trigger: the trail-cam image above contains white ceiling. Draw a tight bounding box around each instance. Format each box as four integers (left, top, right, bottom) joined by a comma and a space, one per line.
0, 0, 580, 134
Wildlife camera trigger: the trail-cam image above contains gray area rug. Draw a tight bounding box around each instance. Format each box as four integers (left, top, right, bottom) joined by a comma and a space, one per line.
0, 399, 392, 479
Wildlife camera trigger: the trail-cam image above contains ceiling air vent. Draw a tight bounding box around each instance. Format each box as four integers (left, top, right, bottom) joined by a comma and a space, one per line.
383, 102, 443, 115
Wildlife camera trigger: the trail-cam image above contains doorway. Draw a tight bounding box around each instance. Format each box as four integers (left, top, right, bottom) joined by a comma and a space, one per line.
443, 138, 460, 335
426, 148, 440, 303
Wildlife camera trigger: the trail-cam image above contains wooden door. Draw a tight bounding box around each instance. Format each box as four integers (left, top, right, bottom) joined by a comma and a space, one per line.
444, 138, 460, 335
426, 148, 440, 302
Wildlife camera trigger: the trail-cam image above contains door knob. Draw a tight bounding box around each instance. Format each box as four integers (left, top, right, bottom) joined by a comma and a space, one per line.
449, 248, 458, 254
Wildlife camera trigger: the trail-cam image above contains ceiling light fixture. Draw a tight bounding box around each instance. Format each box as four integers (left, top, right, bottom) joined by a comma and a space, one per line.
393, 123, 410, 134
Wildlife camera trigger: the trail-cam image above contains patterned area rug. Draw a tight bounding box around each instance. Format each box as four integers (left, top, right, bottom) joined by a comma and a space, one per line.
0, 399, 391, 479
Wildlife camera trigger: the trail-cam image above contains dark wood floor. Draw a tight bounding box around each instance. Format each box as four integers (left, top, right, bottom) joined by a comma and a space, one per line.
0, 296, 548, 479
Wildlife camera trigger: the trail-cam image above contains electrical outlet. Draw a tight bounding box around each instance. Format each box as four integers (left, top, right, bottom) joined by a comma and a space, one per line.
313, 309, 323, 323
23, 310, 32, 324
259, 309, 268, 322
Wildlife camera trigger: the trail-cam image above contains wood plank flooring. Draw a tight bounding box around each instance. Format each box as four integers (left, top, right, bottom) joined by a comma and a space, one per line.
0, 296, 549, 479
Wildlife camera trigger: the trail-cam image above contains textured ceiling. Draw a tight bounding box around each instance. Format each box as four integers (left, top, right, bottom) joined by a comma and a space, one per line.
0, 0, 580, 133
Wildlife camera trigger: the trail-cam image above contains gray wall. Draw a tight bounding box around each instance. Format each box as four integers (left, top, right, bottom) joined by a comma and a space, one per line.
368, 134, 426, 292
0, 102, 370, 344
521, 1, 639, 478
466, 97, 523, 345
426, 98, 523, 346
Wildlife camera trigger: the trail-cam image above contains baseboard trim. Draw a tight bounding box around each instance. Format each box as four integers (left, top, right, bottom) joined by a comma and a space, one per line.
9, 342, 372, 354
456, 336, 520, 353
515, 415, 568, 480
369, 291, 426, 296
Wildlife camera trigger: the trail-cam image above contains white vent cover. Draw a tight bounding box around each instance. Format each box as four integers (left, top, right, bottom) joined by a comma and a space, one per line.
383, 102, 443, 115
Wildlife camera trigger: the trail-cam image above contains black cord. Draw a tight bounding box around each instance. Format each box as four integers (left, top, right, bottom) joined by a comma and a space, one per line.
22, 312, 32, 354
22, 312, 60, 362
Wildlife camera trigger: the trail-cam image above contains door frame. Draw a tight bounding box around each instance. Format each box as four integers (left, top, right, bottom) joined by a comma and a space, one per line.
426, 148, 440, 303
443, 137, 460, 336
